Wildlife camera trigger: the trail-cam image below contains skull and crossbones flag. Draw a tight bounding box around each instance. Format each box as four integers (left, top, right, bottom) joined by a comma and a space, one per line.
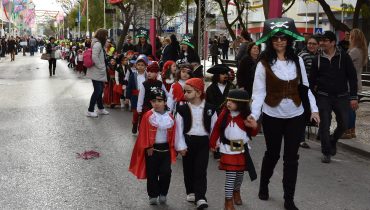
256, 17, 305, 45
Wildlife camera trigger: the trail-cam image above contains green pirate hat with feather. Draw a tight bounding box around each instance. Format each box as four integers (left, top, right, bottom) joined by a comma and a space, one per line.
256, 17, 305, 45
180, 33, 195, 49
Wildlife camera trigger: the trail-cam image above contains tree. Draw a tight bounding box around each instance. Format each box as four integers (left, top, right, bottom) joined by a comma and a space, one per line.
154, 0, 184, 35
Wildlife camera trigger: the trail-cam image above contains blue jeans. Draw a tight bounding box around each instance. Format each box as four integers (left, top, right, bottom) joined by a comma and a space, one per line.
88, 80, 105, 112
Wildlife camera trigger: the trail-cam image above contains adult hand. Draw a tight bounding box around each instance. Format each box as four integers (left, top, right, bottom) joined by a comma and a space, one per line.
146, 147, 154, 156
310, 112, 320, 125
350, 100, 359, 111
125, 99, 129, 104
244, 115, 258, 129
122, 85, 126, 90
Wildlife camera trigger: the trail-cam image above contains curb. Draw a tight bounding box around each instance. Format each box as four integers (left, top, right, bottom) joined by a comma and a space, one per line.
336, 140, 370, 159
308, 134, 370, 159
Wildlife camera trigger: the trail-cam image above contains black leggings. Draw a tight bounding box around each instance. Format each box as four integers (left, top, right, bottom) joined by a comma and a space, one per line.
48, 58, 57, 76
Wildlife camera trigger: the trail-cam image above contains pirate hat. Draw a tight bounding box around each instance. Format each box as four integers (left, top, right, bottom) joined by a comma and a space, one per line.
180, 34, 195, 49
206, 64, 230, 75
227, 89, 250, 102
135, 27, 149, 39
255, 17, 305, 45
193, 64, 204, 78
149, 87, 167, 101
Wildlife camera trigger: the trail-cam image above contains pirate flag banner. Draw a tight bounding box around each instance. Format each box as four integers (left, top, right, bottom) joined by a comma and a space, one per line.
256, 17, 305, 45
180, 33, 195, 49
135, 27, 149, 39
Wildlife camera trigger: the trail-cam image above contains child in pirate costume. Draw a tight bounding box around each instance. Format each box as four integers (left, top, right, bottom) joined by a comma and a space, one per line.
175, 78, 217, 209
103, 58, 121, 108
209, 89, 258, 210
126, 55, 149, 134
167, 63, 193, 113
129, 87, 177, 205
137, 62, 169, 119
206, 64, 235, 160
115, 55, 131, 109
161, 60, 176, 92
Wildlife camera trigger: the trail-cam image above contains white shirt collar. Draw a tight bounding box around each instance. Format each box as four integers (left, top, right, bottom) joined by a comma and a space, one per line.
189, 100, 205, 109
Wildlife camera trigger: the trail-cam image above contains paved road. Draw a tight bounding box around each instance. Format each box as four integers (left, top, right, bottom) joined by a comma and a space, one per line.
0, 54, 369, 210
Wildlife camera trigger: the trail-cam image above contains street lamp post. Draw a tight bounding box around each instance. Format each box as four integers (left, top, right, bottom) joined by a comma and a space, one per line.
150, 0, 157, 58
245, 1, 250, 31
86, 0, 89, 37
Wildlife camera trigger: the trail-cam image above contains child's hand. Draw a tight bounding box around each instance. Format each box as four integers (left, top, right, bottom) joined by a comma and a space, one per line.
146, 147, 154, 156
125, 99, 129, 104
244, 115, 258, 129
179, 149, 187, 156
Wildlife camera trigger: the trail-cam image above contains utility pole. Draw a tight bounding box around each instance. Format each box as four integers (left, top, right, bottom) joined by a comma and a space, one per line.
86, 0, 89, 37
104, 0, 106, 28
315, 1, 319, 28
150, 0, 157, 58
268, 0, 282, 18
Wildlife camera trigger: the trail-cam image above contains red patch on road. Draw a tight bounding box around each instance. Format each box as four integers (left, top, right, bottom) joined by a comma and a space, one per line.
77, 150, 100, 159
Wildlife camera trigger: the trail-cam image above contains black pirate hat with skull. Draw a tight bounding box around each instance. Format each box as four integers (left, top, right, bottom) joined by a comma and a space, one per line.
256, 17, 305, 45
135, 27, 149, 39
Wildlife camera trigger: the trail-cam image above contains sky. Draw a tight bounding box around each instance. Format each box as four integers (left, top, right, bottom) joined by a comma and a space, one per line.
32, 0, 63, 12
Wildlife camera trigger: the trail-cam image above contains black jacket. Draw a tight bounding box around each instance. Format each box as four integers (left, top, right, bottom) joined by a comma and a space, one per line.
135, 43, 152, 56
178, 48, 200, 64
309, 47, 358, 100
237, 55, 257, 96
206, 82, 233, 113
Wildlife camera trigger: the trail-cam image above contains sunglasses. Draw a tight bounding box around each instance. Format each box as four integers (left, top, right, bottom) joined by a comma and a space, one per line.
271, 35, 288, 42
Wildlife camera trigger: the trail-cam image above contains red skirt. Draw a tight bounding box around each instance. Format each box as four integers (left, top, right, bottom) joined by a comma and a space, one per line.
103, 80, 121, 106
219, 153, 246, 171
76, 61, 84, 72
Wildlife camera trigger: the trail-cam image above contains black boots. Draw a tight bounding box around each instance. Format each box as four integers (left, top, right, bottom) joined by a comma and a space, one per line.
258, 153, 279, 201
283, 155, 299, 210
132, 122, 138, 134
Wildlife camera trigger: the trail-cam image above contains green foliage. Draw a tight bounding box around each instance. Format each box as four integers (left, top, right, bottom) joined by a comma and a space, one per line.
158, 0, 184, 16
361, 3, 370, 19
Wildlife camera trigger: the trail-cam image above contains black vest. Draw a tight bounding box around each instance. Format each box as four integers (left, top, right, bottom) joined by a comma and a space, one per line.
177, 102, 216, 134
143, 80, 163, 109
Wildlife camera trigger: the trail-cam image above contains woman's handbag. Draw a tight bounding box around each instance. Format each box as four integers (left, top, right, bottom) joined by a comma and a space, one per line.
41, 53, 50, 60
113, 84, 123, 95
54, 50, 62, 60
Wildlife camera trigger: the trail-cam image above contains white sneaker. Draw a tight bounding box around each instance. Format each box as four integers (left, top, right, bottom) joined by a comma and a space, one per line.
97, 109, 109, 115
149, 197, 158, 205
196, 199, 208, 209
159, 195, 167, 204
186, 193, 195, 202
86, 111, 98, 118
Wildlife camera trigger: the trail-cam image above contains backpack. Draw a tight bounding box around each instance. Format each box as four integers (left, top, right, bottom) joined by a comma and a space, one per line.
83, 48, 94, 68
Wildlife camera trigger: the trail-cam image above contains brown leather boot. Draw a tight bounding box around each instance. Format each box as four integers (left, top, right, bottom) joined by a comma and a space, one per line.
340, 130, 352, 139
233, 190, 243, 205
224, 198, 235, 210
351, 128, 356, 138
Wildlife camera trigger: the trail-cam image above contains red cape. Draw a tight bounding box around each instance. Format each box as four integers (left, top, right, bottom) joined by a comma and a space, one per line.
210, 108, 258, 149
129, 110, 177, 179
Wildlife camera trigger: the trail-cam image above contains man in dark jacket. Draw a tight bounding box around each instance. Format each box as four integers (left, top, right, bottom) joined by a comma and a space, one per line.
309, 31, 358, 163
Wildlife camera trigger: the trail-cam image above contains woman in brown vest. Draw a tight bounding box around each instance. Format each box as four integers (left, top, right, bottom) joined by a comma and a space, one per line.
245, 18, 320, 210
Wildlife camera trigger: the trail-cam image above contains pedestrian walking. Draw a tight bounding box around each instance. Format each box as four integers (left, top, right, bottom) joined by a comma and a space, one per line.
210, 40, 219, 66
85, 28, 110, 118
126, 55, 149, 134
137, 62, 168, 118
297, 35, 320, 148
175, 78, 217, 209
178, 34, 200, 64
341, 28, 368, 139
29, 36, 37, 56
7, 36, 16, 61
46, 37, 58, 77
246, 18, 319, 210
235, 30, 252, 65
236, 42, 261, 94
220, 36, 230, 60
209, 89, 258, 210
103, 58, 121, 108
129, 87, 177, 205
310, 31, 358, 163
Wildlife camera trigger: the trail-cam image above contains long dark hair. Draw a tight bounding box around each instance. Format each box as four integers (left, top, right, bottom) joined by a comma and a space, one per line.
260, 35, 299, 65
94, 28, 108, 46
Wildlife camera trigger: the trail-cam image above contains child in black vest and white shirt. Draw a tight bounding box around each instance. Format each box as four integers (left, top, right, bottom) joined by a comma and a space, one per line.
175, 78, 217, 209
